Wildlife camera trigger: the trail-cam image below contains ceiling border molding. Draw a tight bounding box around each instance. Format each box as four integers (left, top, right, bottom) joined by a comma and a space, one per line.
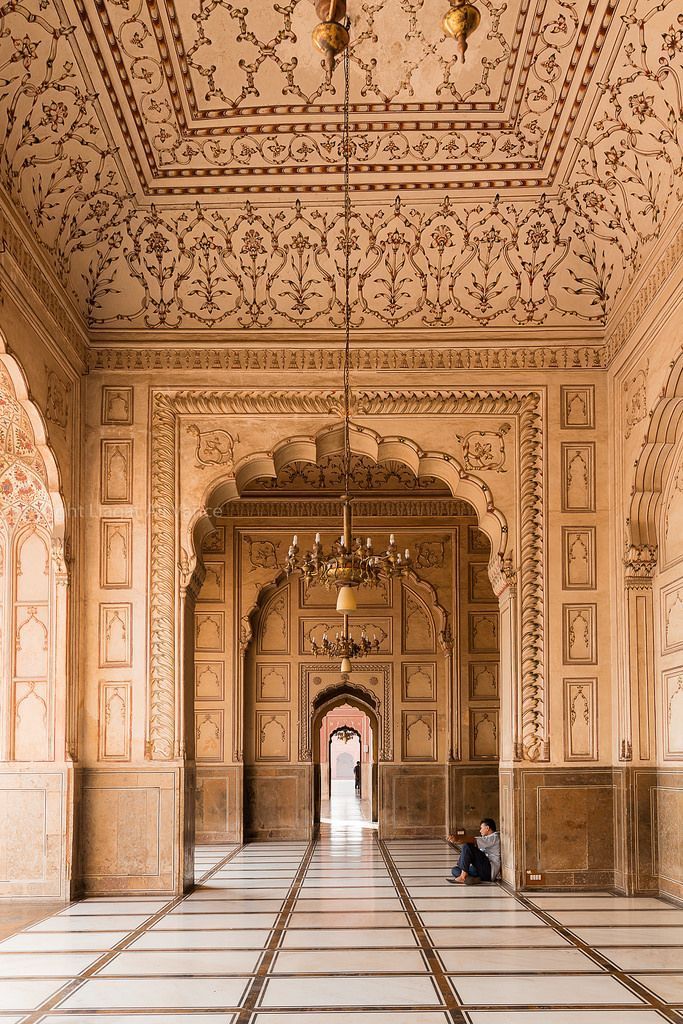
221, 499, 478, 517
606, 219, 683, 367
147, 388, 546, 764
0, 196, 88, 369
89, 344, 607, 372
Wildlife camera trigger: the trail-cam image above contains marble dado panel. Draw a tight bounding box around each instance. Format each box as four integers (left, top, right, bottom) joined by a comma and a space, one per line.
244, 765, 312, 841
196, 766, 242, 844
449, 764, 500, 837
520, 769, 616, 888
656, 774, 683, 902
380, 765, 447, 839
78, 769, 184, 895
0, 770, 70, 898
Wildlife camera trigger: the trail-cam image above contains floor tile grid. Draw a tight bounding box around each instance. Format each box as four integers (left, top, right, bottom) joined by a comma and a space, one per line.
379, 839, 469, 1024
20, 844, 246, 1024
509, 889, 683, 1023
231, 839, 317, 1024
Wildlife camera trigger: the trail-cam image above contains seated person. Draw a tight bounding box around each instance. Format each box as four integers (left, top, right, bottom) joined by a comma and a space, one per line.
446, 817, 501, 884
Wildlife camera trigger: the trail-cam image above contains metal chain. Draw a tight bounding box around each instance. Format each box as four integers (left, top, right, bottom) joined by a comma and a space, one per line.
342, 42, 351, 496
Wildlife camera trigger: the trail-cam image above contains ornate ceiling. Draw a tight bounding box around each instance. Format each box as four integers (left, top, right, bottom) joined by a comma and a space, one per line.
0, 0, 681, 335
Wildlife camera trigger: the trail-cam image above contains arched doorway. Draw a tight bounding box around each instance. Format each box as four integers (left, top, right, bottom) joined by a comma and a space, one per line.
312, 688, 379, 832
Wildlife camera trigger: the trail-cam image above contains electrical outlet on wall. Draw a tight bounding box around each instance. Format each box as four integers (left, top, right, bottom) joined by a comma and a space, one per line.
526, 870, 543, 883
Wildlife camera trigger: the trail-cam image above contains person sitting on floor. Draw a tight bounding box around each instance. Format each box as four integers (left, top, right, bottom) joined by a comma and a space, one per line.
446, 817, 501, 885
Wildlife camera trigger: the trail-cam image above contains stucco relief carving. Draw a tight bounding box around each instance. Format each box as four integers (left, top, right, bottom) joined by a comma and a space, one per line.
402, 711, 437, 761
243, 536, 282, 572
148, 388, 545, 762
100, 440, 133, 505
187, 425, 239, 469
563, 678, 597, 760
100, 518, 132, 589
456, 423, 510, 473
470, 709, 498, 760
623, 542, 658, 589
663, 458, 683, 567
563, 527, 595, 589
561, 386, 595, 429
663, 670, 683, 757
101, 387, 133, 426
99, 682, 131, 761
624, 364, 649, 439
44, 369, 69, 429
562, 443, 595, 511
563, 603, 597, 664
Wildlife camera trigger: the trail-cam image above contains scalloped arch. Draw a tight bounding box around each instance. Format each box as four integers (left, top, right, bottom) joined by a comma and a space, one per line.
0, 334, 66, 540
629, 349, 683, 549
194, 422, 507, 565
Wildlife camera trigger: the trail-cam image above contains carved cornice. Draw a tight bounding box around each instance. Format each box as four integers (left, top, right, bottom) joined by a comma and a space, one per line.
0, 193, 87, 368
223, 499, 478, 518
623, 543, 658, 590
87, 345, 608, 372
148, 387, 546, 764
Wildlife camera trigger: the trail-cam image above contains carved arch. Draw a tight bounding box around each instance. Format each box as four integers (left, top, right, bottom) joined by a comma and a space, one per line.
628, 349, 683, 550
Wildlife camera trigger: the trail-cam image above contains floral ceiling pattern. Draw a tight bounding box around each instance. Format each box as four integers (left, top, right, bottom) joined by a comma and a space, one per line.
0, 0, 681, 330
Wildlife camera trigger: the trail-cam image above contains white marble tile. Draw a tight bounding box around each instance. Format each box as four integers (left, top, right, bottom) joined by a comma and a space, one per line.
40, 1017, 235, 1024
169, 900, 284, 914
252, 1015, 450, 1024
529, 897, 670, 910
259, 975, 442, 1008
0, 932, 128, 953
59, 977, 251, 1010
0, 978, 73, 1011
29, 915, 148, 932
440, 947, 599, 972
0, 952, 100, 976
272, 949, 427, 973
599, 946, 683, 970
420, 911, 542, 927
450, 974, 643, 1006
429, 927, 570, 948
99, 949, 262, 975
152, 913, 277, 930
413, 898, 519, 911
294, 897, 403, 911
404, 886, 504, 898
570, 927, 683, 945
632, 973, 683, 1002
281, 927, 418, 948
551, 910, 683, 926
187, 889, 289, 900
288, 911, 409, 928
129, 930, 271, 950
466, 1013, 667, 1024
59, 901, 167, 915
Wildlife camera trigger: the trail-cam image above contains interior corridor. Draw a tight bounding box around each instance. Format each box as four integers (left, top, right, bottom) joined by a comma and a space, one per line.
0, 835, 680, 1023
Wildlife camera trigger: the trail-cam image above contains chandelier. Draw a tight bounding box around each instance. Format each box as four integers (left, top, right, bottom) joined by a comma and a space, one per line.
332, 726, 359, 744
285, 30, 413, 671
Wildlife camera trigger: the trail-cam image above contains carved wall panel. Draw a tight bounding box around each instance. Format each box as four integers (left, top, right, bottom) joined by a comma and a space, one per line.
194, 612, 225, 653
563, 604, 597, 665
563, 679, 597, 761
195, 711, 224, 762
661, 584, 683, 655
470, 709, 499, 760
469, 612, 499, 654
195, 662, 225, 701
101, 387, 133, 426
402, 663, 436, 702
197, 561, 225, 603
402, 590, 435, 654
298, 663, 393, 762
468, 527, 490, 554
624, 364, 648, 441
257, 665, 290, 703
99, 604, 132, 668
562, 443, 595, 512
663, 457, 683, 569
100, 440, 133, 505
202, 527, 226, 555
99, 683, 131, 761
402, 712, 437, 762
100, 519, 132, 589
13, 681, 48, 760
259, 592, 289, 654
561, 386, 595, 429
469, 663, 499, 700
469, 563, 495, 602
14, 605, 49, 678
256, 712, 290, 762
562, 527, 596, 590
663, 670, 683, 759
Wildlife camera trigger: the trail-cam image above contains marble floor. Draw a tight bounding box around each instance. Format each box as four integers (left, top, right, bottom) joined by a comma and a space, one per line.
0, 825, 681, 1024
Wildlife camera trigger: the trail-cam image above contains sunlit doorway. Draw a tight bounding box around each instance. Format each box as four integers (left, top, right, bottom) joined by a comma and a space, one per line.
318, 701, 377, 830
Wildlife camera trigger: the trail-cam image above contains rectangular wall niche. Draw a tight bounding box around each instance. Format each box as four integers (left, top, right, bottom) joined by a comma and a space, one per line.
100, 519, 132, 588
402, 711, 437, 761
98, 682, 131, 761
100, 440, 133, 505
561, 443, 595, 512
563, 604, 597, 665
562, 527, 596, 590
563, 679, 597, 760
560, 386, 595, 428
98, 604, 132, 667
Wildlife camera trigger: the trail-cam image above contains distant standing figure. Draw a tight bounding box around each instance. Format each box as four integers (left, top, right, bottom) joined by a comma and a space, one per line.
446, 818, 501, 885
353, 760, 361, 794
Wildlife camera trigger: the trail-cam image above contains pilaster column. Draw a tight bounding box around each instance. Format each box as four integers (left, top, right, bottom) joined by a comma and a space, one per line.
438, 622, 457, 761
621, 544, 657, 763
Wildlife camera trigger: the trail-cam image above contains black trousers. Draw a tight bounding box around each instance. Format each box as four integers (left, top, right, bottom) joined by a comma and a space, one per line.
452, 842, 492, 881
